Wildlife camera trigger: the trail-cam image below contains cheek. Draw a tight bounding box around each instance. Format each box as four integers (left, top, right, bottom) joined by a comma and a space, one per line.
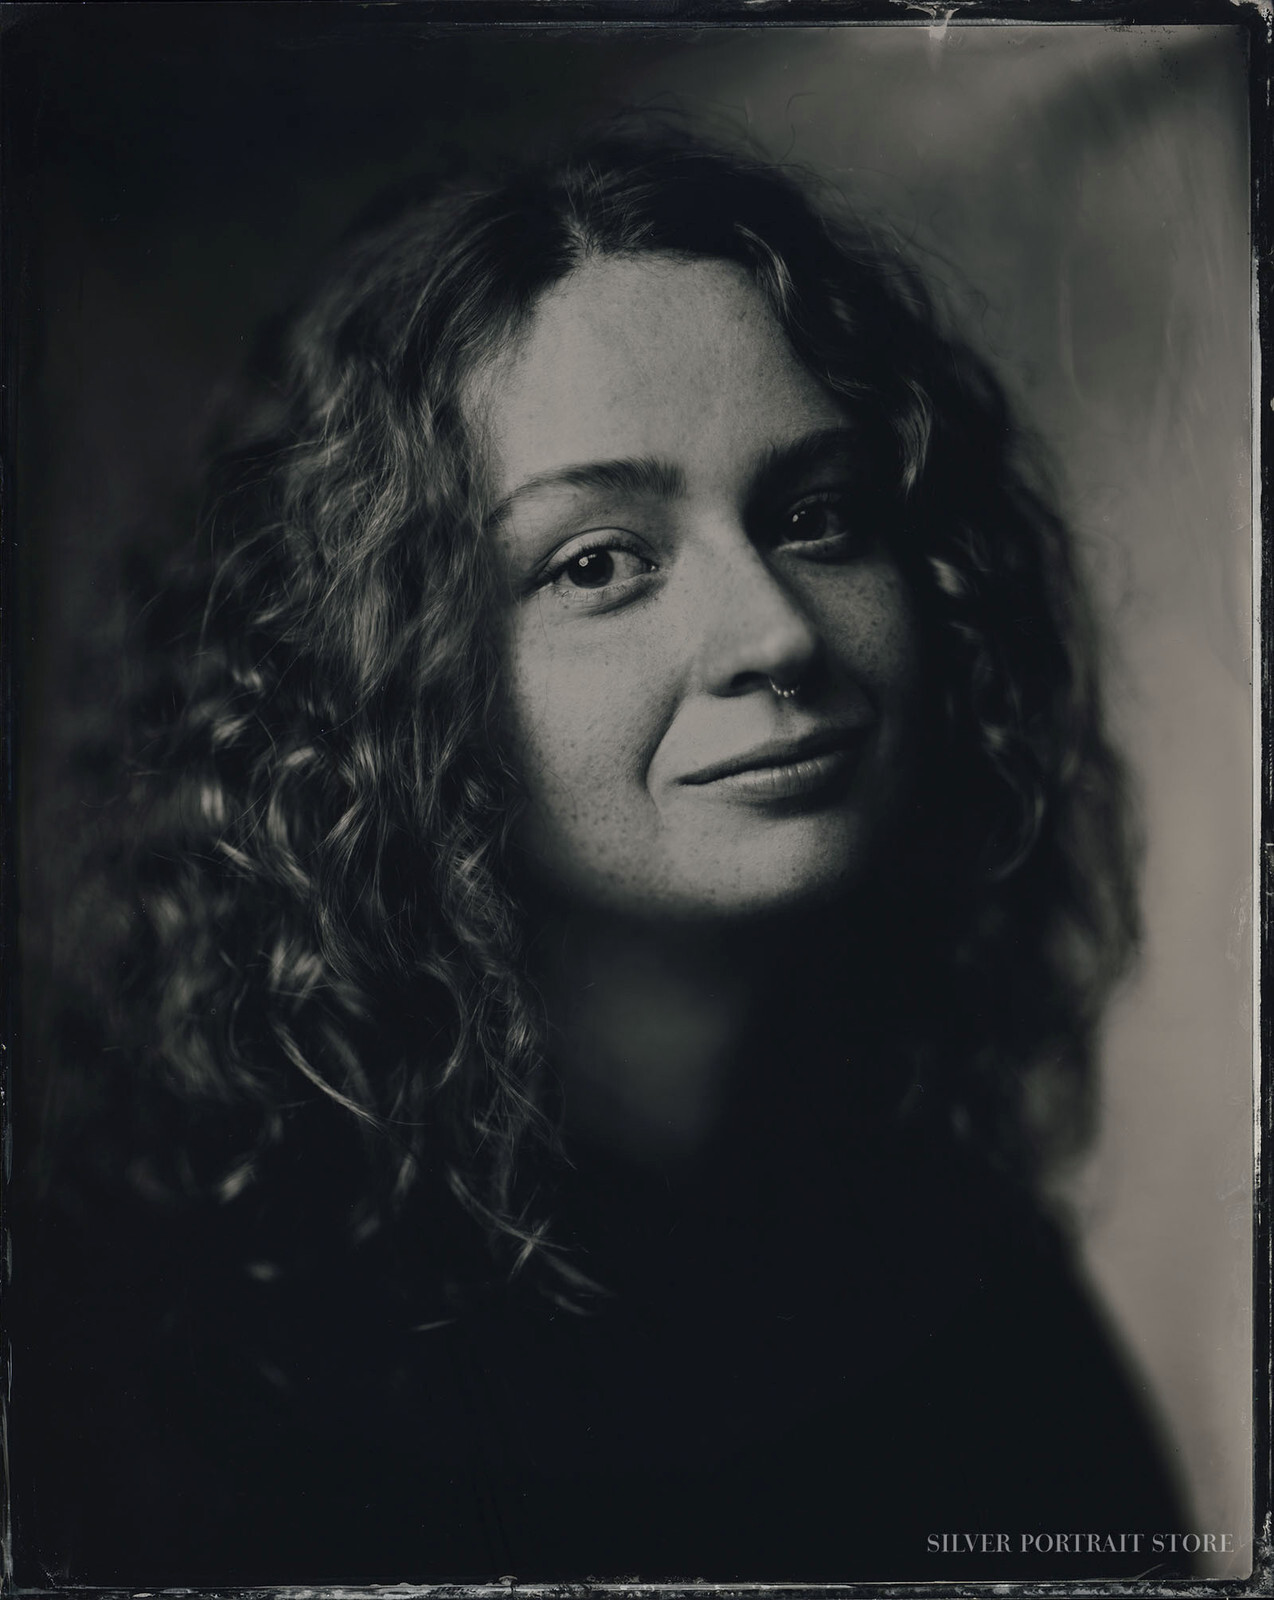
817, 567, 923, 710
502, 600, 667, 848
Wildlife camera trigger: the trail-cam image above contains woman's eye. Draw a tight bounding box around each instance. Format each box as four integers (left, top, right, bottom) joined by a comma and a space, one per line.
777, 493, 856, 548
542, 542, 656, 602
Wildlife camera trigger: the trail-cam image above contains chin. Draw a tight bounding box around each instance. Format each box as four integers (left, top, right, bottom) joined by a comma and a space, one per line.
669, 816, 878, 916
522, 811, 891, 925
628, 838, 877, 924
678, 866, 868, 922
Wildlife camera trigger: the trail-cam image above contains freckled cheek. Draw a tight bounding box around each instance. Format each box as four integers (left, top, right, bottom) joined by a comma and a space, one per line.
502, 618, 666, 830
811, 571, 923, 712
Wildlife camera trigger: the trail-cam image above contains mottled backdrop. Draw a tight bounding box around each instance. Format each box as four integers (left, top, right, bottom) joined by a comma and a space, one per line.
8, 10, 1253, 1578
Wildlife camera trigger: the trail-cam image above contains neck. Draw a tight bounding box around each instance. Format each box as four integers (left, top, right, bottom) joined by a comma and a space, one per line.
528, 898, 894, 1170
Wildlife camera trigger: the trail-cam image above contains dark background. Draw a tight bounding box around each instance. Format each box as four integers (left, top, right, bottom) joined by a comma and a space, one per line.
3, 6, 1254, 1576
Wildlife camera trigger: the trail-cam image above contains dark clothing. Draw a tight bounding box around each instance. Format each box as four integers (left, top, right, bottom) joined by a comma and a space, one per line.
14, 1118, 1191, 1585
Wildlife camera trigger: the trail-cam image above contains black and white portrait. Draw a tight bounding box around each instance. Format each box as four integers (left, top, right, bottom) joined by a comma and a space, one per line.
6, 9, 1258, 1589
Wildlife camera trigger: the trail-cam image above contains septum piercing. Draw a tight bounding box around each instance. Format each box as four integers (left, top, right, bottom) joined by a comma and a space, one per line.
768, 678, 801, 700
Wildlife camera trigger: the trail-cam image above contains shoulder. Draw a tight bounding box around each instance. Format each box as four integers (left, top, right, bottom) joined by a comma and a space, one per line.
876, 1152, 1192, 1567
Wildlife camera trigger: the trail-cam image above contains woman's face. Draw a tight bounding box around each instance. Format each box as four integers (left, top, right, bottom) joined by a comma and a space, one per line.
474, 254, 923, 920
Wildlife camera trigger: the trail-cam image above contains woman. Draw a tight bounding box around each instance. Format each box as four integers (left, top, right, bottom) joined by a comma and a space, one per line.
20, 129, 1188, 1583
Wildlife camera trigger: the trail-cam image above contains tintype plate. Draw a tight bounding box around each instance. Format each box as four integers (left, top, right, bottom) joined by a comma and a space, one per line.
2, 3, 1266, 1596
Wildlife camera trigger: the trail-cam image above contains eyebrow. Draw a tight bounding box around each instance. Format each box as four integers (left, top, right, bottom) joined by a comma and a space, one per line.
747, 427, 865, 496
487, 426, 865, 530
487, 456, 686, 529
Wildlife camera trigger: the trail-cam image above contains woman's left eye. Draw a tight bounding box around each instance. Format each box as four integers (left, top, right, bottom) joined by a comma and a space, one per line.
775, 492, 858, 551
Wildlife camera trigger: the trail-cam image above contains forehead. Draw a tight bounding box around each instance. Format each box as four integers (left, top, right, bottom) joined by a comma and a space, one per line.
471, 255, 848, 501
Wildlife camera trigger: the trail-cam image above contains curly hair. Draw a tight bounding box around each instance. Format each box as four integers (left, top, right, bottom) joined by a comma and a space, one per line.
48, 128, 1138, 1304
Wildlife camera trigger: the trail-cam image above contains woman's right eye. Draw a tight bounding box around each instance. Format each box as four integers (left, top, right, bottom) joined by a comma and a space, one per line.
540, 541, 657, 606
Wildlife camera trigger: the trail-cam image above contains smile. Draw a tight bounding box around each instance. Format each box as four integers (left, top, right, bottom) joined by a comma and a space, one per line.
678, 728, 869, 804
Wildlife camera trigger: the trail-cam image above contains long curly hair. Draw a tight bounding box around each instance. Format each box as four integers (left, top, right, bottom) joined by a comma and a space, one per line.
43, 128, 1138, 1305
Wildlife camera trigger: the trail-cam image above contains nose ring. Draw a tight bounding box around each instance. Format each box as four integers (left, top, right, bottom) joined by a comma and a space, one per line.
768, 677, 801, 701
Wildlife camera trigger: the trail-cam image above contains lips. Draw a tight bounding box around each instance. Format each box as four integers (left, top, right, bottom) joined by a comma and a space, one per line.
678, 726, 870, 803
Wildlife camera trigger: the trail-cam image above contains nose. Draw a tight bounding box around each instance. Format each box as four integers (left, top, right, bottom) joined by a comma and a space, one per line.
690, 535, 822, 698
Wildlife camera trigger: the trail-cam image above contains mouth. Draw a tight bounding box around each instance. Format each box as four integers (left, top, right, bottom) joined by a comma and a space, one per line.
678, 726, 870, 804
